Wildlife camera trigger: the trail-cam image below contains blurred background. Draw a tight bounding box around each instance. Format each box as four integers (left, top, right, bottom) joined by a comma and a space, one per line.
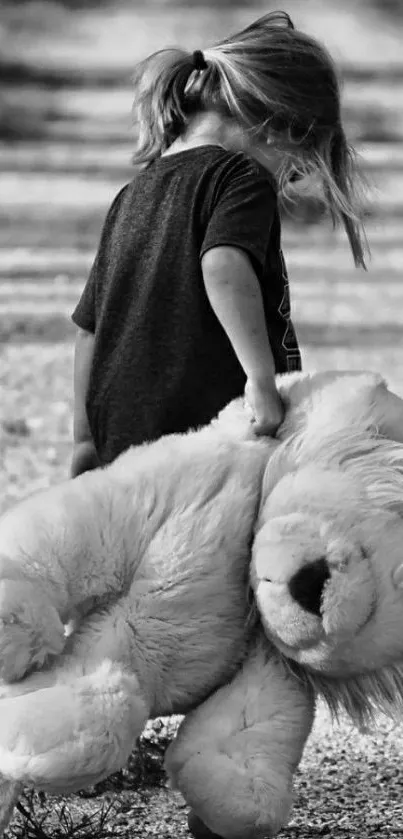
0, 0, 403, 507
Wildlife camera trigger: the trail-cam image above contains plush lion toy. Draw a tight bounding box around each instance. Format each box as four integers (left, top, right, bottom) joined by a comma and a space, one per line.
0, 370, 403, 839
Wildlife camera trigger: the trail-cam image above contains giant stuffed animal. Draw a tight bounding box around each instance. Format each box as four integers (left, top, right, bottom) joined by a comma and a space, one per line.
0, 370, 403, 839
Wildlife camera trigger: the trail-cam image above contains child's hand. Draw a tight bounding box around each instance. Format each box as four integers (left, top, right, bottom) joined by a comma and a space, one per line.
70, 441, 100, 478
244, 377, 284, 436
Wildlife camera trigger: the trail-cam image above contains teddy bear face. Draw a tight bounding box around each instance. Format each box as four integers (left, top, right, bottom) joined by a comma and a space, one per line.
251, 463, 403, 677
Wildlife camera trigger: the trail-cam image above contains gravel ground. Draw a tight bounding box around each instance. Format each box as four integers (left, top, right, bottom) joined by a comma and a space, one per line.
288, 704, 403, 838
6, 706, 403, 839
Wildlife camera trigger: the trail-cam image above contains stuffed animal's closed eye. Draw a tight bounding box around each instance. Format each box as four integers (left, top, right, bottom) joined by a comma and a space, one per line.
0, 370, 402, 839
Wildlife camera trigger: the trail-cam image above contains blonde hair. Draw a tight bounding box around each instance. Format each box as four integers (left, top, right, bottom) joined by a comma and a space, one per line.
132, 11, 368, 268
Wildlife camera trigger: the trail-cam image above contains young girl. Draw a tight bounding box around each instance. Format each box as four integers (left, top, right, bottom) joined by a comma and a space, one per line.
70, 10, 367, 478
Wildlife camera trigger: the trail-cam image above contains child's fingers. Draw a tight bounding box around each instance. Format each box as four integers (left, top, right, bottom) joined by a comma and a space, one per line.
243, 397, 255, 422
251, 416, 280, 436
244, 398, 276, 435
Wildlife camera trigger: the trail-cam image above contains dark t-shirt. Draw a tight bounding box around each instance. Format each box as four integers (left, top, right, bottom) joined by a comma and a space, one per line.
72, 145, 301, 464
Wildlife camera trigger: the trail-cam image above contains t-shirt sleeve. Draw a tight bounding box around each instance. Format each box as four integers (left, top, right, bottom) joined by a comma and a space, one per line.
71, 185, 128, 333
200, 154, 277, 273
71, 257, 98, 333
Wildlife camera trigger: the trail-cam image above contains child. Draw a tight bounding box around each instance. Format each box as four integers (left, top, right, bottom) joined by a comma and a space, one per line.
70, 10, 367, 478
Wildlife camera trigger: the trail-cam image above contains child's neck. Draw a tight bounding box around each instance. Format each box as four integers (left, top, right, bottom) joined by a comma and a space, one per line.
162, 111, 280, 180
162, 112, 229, 157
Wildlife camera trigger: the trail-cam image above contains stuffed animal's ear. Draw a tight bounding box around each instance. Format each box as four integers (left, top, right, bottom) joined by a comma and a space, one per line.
260, 373, 403, 519
276, 370, 400, 445
371, 381, 403, 445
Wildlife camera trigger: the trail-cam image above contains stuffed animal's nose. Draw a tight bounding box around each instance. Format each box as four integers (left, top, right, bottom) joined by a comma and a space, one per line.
288, 558, 330, 616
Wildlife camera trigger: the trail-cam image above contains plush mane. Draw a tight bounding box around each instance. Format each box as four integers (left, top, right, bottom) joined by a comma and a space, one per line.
244, 600, 403, 728
288, 658, 403, 729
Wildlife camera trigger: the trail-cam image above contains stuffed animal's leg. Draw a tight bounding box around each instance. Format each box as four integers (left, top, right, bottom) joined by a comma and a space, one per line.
0, 467, 128, 683
165, 639, 314, 839
0, 663, 148, 794
0, 609, 150, 795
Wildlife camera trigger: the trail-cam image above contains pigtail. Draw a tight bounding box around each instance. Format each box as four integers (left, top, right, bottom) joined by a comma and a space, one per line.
132, 49, 198, 164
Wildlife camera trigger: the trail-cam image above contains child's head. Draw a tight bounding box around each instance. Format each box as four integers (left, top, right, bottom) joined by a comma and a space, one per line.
132, 10, 367, 267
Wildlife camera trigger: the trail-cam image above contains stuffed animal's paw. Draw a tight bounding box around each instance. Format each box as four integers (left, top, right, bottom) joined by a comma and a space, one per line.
167, 741, 293, 839
0, 579, 65, 682
0, 662, 149, 792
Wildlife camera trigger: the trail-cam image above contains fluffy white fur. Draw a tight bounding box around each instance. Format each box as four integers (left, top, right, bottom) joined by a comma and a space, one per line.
0, 370, 402, 839
251, 372, 403, 677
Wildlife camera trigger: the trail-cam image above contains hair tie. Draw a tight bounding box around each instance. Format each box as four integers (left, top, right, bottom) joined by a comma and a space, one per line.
192, 50, 208, 72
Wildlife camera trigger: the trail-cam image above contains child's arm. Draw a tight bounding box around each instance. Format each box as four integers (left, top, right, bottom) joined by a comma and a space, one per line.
202, 245, 284, 435
71, 328, 100, 477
